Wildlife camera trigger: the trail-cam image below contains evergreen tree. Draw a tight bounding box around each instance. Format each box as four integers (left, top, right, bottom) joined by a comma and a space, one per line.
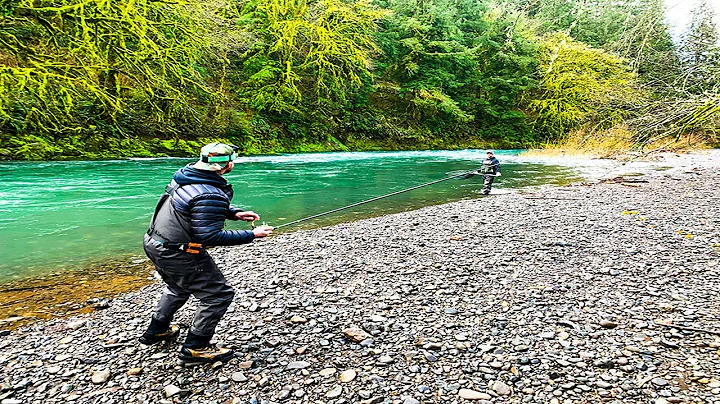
678, 0, 720, 93
372, 0, 536, 142
610, 0, 680, 87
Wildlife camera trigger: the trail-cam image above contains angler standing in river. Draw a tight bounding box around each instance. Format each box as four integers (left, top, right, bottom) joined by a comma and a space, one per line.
479, 150, 501, 195
140, 142, 273, 365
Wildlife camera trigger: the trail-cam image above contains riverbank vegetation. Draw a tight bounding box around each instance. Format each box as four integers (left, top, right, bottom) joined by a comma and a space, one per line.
1, 0, 718, 160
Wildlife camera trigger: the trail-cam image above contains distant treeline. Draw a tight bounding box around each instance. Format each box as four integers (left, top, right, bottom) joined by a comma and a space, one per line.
1, 0, 718, 159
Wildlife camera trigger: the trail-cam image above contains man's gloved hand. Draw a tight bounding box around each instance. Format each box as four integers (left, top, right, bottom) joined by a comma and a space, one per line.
495, 172, 502, 177
236, 211, 260, 221
252, 225, 274, 238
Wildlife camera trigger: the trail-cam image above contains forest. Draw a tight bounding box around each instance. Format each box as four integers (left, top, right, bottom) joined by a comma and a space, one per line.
0, 0, 718, 159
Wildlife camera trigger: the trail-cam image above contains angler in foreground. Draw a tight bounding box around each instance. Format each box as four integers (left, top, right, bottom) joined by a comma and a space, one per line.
140, 143, 273, 365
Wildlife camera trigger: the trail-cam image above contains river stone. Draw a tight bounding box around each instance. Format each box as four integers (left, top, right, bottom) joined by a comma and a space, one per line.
492, 380, 512, 395
164, 384, 181, 398
319, 368, 336, 376
127, 368, 143, 376
326, 385, 343, 398
46, 365, 62, 374
599, 319, 618, 329
290, 316, 307, 323
424, 352, 438, 362
339, 369, 357, 383
238, 361, 254, 369
343, 327, 372, 342
539, 331, 556, 339
596, 381, 612, 389
231, 372, 247, 382
287, 361, 311, 370
66, 319, 87, 330
458, 389, 492, 400
91, 370, 111, 384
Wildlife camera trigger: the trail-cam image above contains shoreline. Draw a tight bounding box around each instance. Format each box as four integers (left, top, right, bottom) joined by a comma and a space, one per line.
0, 258, 155, 330
0, 151, 718, 403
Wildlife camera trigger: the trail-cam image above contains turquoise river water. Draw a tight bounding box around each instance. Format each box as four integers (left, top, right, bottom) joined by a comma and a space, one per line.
0, 150, 600, 281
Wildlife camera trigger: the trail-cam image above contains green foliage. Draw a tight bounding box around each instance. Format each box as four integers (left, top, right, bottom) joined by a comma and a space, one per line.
371, 0, 537, 140
236, 0, 384, 115
1, 0, 712, 159
0, 0, 236, 140
523, 33, 639, 139
500, 0, 681, 86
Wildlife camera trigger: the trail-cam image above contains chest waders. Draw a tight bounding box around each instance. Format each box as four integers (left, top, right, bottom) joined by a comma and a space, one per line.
480, 161, 498, 174
142, 180, 237, 364
147, 183, 205, 254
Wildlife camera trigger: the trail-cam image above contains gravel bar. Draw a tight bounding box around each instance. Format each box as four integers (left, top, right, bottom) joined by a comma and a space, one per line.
1, 154, 719, 404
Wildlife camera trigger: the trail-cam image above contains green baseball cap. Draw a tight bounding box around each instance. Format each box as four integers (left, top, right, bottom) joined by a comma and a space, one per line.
193, 142, 238, 171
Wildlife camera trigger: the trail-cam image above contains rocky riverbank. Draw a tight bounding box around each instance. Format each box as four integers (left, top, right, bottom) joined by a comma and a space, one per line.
1, 153, 719, 404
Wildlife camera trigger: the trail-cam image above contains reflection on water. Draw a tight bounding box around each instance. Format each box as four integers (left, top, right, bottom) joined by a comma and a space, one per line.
0, 150, 606, 280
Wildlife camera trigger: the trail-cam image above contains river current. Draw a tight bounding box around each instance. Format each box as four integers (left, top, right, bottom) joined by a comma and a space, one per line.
0, 150, 609, 281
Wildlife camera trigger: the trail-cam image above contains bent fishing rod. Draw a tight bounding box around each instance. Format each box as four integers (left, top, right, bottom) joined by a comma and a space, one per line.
271, 164, 499, 230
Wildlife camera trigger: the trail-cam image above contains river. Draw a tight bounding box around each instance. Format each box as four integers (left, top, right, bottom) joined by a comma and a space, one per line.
0, 150, 608, 281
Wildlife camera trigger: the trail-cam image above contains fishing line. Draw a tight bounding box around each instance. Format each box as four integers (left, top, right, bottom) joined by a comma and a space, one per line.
273, 164, 498, 229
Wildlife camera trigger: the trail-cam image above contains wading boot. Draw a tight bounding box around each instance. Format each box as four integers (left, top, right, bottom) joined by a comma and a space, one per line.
177, 331, 234, 366
139, 318, 180, 345
177, 344, 234, 366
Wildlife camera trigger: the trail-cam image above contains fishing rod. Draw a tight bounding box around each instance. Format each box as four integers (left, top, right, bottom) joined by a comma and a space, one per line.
272, 164, 499, 229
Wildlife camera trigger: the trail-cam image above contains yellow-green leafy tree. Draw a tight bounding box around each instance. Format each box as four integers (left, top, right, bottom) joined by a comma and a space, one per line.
0, 0, 235, 158
524, 32, 640, 139
236, 0, 385, 116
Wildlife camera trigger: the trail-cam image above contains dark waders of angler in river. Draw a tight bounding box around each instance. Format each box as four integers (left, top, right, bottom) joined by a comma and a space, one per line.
269, 164, 500, 230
